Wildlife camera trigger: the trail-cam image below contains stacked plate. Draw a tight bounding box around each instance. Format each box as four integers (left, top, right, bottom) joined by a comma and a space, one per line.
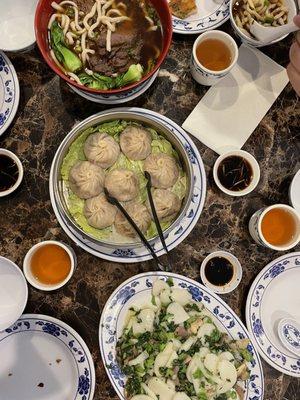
49, 107, 206, 263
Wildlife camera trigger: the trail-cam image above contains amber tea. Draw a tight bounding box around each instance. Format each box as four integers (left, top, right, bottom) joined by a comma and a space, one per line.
261, 208, 297, 246
196, 39, 232, 71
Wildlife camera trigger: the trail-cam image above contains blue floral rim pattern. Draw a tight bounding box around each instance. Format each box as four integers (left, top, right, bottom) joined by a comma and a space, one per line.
0, 315, 95, 400
172, 0, 230, 34
0, 52, 20, 136
99, 272, 264, 400
246, 253, 300, 377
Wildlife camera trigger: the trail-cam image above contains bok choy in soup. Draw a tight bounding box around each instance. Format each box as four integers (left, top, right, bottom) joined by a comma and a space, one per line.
48, 0, 163, 90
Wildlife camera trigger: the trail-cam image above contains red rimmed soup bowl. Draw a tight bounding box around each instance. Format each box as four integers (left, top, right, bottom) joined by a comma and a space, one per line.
35, 0, 172, 96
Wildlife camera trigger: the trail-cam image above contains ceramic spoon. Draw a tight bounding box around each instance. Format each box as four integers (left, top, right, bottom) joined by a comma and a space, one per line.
277, 318, 300, 357
250, 19, 299, 43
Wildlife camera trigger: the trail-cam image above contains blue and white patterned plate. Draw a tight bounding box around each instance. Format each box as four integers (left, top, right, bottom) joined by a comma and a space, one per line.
49, 107, 206, 263
171, 0, 230, 34
246, 252, 300, 377
0, 314, 95, 400
99, 272, 264, 400
0, 52, 20, 136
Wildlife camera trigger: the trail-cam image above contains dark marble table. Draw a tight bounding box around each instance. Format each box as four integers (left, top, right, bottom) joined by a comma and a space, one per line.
0, 21, 299, 400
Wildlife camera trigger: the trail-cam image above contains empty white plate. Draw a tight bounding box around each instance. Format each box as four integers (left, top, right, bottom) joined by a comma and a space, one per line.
0, 0, 38, 52
0, 314, 95, 400
0, 256, 28, 331
246, 252, 300, 377
289, 169, 300, 213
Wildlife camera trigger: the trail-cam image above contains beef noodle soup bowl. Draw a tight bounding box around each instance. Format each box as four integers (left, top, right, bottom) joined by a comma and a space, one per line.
35, 0, 172, 94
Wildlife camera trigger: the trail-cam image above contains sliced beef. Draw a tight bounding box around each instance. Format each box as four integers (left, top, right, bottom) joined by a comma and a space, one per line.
88, 26, 143, 76
75, 0, 95, 14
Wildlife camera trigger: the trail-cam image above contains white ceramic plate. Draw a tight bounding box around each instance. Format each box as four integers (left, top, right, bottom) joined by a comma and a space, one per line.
246, 252, 300, 377
0, 256, 28, 332
49, 107, 206, 263
0, 314, 95, 400
0, 52, 20, 136
0, 0, 38, 52
99, 271, 264, 400
171, 0, 230, 34
289, 169, 300, 213
67, 70, 158, 105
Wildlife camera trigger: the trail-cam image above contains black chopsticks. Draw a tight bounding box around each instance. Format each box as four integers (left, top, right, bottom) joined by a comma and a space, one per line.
144, 172, 172, 271
104, 188, 166, 271
104, 175, 171, 272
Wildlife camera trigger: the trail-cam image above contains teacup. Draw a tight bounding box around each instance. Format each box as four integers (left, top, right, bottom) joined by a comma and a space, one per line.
249, 204, 300, 251
190, 30, 239, 86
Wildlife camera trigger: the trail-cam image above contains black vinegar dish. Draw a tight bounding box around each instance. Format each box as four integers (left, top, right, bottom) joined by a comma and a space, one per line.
0, 149, 23, 198
200, 250, 243, 294
213, 149, 260, 197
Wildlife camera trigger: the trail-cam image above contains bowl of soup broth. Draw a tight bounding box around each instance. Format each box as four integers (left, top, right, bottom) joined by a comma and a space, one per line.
35, 0, 172, 95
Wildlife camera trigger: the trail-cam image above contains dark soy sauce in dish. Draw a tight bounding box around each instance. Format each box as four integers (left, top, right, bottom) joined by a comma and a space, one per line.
0, 155, 19, 192
204, 257, 234, 286
217, 156, 253, 191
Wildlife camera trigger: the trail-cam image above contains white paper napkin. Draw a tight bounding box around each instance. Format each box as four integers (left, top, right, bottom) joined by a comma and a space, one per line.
182, 44, 289, 155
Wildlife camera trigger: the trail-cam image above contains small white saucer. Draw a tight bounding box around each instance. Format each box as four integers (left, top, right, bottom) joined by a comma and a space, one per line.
289, 169, 300, 213
0, 0, 39, 52
200, 250, 243, 294
278, 318, 300, 357
0, 256, 28, 331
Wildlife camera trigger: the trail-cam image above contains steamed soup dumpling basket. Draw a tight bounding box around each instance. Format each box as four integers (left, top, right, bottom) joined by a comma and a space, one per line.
50, 109, 196, 250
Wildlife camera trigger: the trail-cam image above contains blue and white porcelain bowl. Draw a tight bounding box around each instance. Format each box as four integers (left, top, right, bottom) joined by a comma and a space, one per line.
0, 52, 20, 136
49, 108, 206, 262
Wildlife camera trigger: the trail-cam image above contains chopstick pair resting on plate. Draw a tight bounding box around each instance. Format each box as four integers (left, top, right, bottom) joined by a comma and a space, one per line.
104, 171, 172, 271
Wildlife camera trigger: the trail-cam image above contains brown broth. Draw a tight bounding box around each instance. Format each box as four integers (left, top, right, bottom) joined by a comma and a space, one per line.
196, 39, 232, 71
117, 0, 163, 72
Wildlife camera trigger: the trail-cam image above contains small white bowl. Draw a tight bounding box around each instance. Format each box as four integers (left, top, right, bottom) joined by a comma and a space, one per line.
0, 149, 24, 197
0, 0, 38, 52
213, 149, 260, 197
229, 0, 297, 47
23, 241, 76, 291
289, 169, 300, 213
200, 250, 243, 294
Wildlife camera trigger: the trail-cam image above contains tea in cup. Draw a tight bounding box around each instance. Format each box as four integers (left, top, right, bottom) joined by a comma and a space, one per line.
249, 204, 300, 251
190, 30, 239, 86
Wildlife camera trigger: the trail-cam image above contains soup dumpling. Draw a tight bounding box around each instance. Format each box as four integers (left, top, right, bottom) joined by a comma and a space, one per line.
147, 188, 181, 221
69, 160, 105, 199
144, 153, 179, 189
84, 193, 117, 229
84, 132, 120, 169
115, 202, 151, 238
120, 126, 152, 160
105, 168, 139, 202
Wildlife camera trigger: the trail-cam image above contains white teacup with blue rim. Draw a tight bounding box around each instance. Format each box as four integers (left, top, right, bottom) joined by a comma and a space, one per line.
190, 30, 239, 86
